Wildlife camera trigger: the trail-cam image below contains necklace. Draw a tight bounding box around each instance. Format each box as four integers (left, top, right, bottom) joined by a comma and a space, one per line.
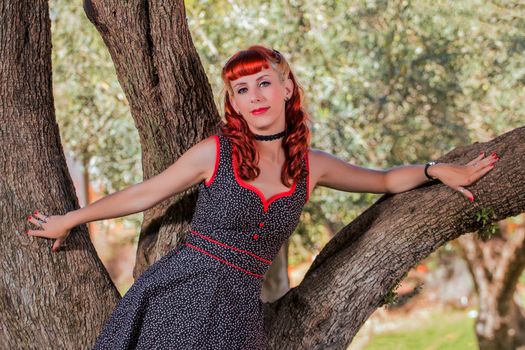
253, 130, 287, 141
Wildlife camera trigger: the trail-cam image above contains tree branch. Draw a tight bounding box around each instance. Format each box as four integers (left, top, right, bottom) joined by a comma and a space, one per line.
266, 125, 525, 349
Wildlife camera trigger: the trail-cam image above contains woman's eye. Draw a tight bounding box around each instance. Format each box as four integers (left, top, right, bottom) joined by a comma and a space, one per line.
237, 81, 270, 94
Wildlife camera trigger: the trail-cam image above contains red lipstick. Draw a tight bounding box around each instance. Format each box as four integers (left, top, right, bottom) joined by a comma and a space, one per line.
251, 107, 270, 115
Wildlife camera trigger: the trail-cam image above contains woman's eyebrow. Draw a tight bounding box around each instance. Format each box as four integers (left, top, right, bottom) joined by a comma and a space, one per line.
233, 74, 270, 89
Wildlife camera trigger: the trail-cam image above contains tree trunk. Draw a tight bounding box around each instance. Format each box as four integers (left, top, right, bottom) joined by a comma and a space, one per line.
458, 219, 525, 350
264, 126, 525, 349
0, 1, 119, 348
83, 0, 221, 277
261, 240, 291, 303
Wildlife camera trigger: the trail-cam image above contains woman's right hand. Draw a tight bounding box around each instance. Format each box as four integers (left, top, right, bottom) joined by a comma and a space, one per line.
26, 211, 73, 252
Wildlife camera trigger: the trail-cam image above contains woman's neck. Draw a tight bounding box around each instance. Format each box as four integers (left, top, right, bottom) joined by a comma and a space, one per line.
255, 139, 284, 163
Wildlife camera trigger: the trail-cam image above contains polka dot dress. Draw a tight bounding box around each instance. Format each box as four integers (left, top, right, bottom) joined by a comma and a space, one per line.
92, 133, 310, 349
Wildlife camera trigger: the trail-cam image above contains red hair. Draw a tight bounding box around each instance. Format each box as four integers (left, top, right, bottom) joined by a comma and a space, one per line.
219, 45, 311, 187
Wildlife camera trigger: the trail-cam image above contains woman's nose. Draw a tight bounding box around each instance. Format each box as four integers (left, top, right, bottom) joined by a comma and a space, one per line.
250, 91, 264, 103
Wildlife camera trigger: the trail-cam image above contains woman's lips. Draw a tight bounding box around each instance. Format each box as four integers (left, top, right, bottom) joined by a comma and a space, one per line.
251, 107, 270, 115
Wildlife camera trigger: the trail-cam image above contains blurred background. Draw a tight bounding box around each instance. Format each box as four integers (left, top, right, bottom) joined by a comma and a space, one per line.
49, 0, 524, 348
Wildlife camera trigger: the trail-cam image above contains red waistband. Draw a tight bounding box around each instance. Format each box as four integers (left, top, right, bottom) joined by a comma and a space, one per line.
185, 229, 272, 279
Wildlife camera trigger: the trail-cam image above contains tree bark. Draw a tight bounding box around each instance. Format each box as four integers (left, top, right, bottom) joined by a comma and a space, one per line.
264, 126, 525, 349
0, 1, 119, 348
458, 219, 525, 350
83, 0, 221, 277
261, 240, 291, 303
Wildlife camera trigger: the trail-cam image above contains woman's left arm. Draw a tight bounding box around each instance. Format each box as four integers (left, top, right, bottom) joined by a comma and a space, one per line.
313, 149, 499, 201
385, 151, 498, 201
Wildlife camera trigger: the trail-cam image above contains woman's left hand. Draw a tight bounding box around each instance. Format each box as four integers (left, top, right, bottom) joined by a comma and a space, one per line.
429, 152, 499, 202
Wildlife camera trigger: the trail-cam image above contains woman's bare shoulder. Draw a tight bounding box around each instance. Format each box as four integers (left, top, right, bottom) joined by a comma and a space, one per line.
306, 148, 324, 189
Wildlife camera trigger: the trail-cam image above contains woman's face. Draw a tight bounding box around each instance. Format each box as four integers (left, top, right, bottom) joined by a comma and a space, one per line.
229, 66, 293, 134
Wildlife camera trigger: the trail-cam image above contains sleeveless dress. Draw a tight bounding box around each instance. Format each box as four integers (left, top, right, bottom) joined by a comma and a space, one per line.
92, 133, 310, 349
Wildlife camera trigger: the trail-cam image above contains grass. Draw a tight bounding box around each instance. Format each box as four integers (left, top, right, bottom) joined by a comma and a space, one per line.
362, 309, 478, 350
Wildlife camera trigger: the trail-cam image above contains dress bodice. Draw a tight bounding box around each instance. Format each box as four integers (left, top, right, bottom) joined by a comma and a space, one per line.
186, 133, 310, 278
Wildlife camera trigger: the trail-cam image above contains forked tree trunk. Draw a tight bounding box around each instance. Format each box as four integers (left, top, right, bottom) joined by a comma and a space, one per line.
458, 220, 525, 350
2, 1, 525, 349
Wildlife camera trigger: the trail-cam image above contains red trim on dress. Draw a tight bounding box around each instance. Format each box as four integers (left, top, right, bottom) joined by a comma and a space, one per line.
305, 150, 310, 204
204, 135, 220, 187
184, 242, 264, 278
231, 145, 297, 212
190, 229, 272, 264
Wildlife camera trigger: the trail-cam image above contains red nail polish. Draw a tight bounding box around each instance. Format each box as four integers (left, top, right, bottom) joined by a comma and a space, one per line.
469, 197, 474, 202
480, 152, 485, 155
27, 215, 31, 220
34, 211, 38, 215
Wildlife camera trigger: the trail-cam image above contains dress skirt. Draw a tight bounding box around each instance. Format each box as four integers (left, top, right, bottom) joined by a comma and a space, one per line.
92, 243, 267, 350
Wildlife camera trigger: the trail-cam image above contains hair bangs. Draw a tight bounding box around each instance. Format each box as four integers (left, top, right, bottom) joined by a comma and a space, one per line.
222, 50, 271, 83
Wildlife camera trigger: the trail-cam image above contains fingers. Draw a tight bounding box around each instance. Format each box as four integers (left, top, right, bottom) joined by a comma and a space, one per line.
26, 211, 68, 253
27, 219, 44, 231
457, 151, 499, 202
466, 152, 485, 166
33, 211, 49, 222
471, 162, 496, 182
26, 228, 48, 238
27, 211, 49, 226
467, 151, 499, 169
479, 152, 499, 168
27, 214, 43, 228
52, 239, 63, 252
26, 210, 49, 238
457, 186, 474, 202
467, 153, 498, 184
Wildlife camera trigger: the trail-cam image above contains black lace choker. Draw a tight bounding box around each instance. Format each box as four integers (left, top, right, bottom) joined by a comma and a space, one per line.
253, 130, 287, 141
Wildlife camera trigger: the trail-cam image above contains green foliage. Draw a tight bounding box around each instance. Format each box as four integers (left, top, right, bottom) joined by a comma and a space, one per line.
383, 287, 400, 307
475, 207, 498, 241
50, 1, 143, 231
383, 271, 408, 307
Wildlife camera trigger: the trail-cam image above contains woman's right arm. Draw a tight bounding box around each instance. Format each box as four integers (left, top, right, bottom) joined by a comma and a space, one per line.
65, 135, 217, 227
26, 135, 218, 251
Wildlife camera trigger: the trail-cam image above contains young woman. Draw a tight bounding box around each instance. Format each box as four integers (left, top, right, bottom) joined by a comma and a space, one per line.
26, 45, 498, 349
